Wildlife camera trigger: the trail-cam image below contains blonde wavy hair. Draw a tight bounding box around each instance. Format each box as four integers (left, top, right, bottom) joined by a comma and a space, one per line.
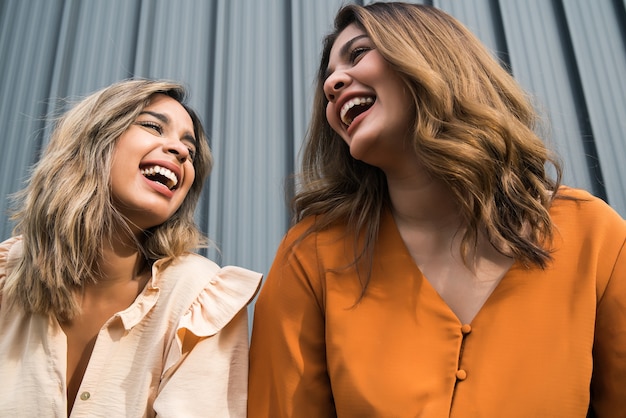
294, 2, 563, 289
4, 79, 213, 320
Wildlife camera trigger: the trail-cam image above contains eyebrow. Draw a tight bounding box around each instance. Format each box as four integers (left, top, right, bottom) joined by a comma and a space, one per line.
139, 110, 198, 146
324, 34, 370, 80
139, 110, 169, 123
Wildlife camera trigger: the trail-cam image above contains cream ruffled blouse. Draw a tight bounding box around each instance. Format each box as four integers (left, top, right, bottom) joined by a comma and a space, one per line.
0, 236, 262, 418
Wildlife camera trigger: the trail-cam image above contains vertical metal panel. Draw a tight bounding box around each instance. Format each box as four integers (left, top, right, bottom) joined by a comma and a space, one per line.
0, 0, 64, 240
290, 0, 347, 165
134, 0, 217, 90
207, 0, 292, 273
498, 1, 598, 196
436, 0, 502, 54
562, 0, 626, 215
0, 0, 625, 282
45, 0, 141, 106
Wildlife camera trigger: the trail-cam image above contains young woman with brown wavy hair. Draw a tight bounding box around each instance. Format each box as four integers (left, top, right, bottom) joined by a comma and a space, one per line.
248, 3, 625, 417
0, 79, 261, 417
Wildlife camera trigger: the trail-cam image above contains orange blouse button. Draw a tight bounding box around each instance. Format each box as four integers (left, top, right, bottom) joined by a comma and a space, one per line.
456, 370, 467, 381
461, 324, 472, 334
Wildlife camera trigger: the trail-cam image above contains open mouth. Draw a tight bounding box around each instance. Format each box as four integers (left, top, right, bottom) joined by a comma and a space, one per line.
140, 165, 179, 190
340, 96, 375, 127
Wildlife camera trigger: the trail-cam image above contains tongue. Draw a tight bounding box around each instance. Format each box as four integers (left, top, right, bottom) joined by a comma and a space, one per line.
347, 103, 373, 122
145, 173, 171, 190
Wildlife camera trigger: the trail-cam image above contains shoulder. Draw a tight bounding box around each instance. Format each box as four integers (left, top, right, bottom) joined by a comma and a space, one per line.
550, 187, 625, 280
164, 252, 221, 278
551, 187, 625, 236
274, 215, 359, 276
272, 214, 352, 266
156, 252, 262, 303
0, 236, 23, 273
155, 252, 262, 337
0, 236, 24, 303
282, 215, 352, 254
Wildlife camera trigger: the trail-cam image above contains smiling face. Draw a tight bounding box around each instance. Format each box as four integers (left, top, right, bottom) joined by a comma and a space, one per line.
110, 93, 197, 233
323, 23, 416, 172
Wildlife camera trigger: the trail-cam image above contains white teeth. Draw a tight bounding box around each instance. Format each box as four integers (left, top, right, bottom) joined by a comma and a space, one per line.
141, 165, 179, 189
340, 97, 374, 126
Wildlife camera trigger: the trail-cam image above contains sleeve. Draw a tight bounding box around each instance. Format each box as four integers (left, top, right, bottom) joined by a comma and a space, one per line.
590, 226, 626, 416
153, 265, 262, 418
248, 227, 336, 418
0, 236, 23, 306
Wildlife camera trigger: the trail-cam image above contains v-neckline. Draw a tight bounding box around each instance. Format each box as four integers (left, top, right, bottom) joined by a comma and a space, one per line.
381, 208, 519, 325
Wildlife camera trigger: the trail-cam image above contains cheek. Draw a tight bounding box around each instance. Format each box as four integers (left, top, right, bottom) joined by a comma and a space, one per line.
109, 154, 128, 188
183, 165, 196, 190
326, 104, 343, 134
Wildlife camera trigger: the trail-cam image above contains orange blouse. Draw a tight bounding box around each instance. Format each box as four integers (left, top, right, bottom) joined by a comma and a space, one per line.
248, 188, 626, 417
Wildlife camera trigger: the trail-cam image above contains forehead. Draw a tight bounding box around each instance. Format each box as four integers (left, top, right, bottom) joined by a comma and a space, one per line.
328, 23, 368, 63
144, 94, 193, 129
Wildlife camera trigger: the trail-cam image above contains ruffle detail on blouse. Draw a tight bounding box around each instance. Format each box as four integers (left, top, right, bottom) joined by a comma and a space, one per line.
0, 236, 24, 302
175, 265, 262, 346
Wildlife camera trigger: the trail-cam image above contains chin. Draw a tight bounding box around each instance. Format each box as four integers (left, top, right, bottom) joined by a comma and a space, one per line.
348, 142, 375, 163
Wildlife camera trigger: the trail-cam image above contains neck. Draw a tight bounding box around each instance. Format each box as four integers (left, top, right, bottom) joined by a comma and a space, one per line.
385, 169, 460, 229
384, 168, 467, 267
83, 230, 149, 300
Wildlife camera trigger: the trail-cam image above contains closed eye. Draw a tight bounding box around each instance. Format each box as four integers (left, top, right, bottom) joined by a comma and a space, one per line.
181, 134, 197, 163
137, 121, 164, 135
349, 46, 370, 63
186, 147, 196, 162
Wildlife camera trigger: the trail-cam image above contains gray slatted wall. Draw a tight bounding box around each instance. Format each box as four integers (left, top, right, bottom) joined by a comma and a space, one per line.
1, 0, 625, 280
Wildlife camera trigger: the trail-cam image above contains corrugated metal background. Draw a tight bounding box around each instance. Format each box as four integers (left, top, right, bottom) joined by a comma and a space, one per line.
1, 0, 625, 278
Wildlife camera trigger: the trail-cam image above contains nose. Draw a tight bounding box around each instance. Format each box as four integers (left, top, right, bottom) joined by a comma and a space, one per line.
164, 139, 190, 163
324, 70, 351, 102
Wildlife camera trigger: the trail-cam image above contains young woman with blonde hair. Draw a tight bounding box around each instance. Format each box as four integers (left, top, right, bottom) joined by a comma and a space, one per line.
0, 79, 261, 417
248, 3, 625, 417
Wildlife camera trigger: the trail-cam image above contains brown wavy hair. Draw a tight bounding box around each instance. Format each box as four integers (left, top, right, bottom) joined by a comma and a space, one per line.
293, 2, 563, 290
4, 79, 213, 320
